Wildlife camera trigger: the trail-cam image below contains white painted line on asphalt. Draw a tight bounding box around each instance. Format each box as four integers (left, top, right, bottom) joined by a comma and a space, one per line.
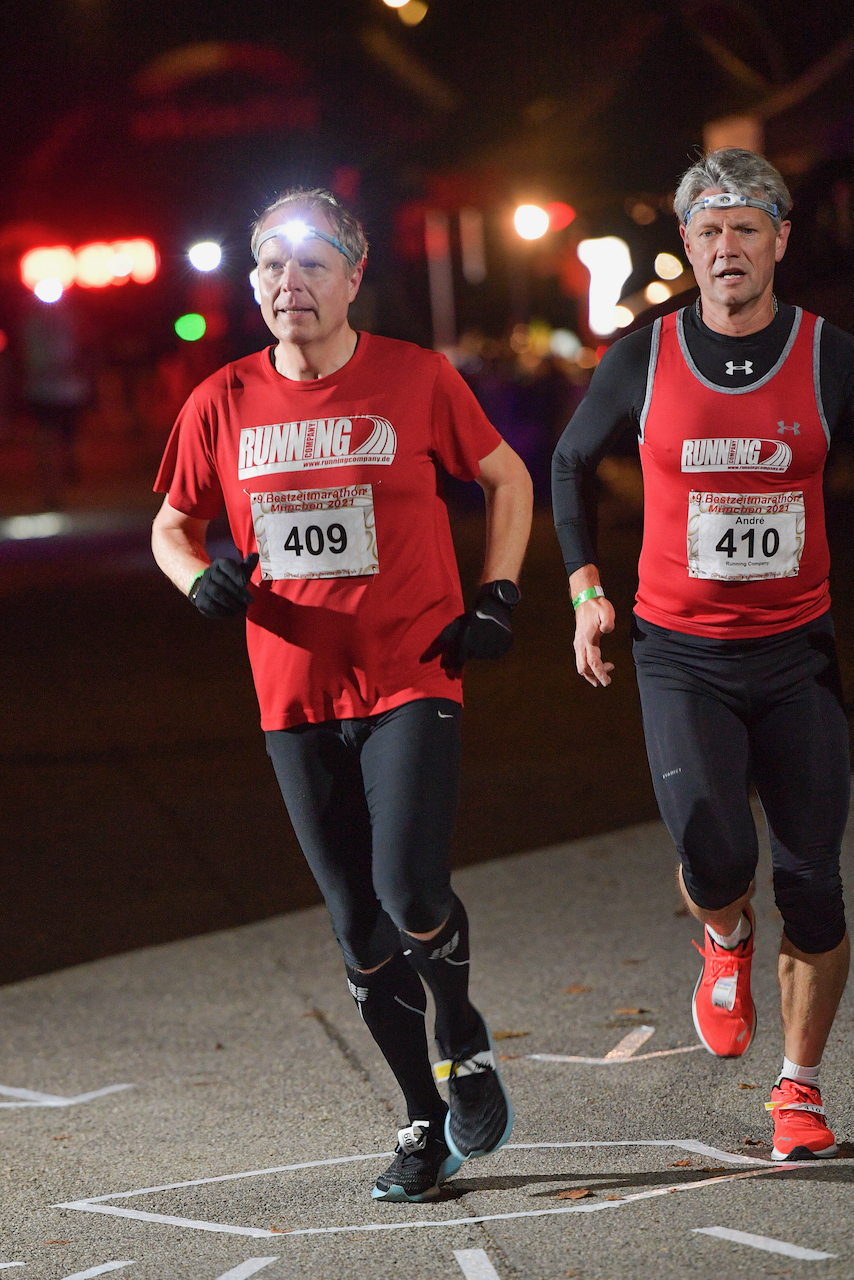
528, 1026, 704, 1064
603, 1026, 655, 1059
214, 1260, 280, 1279
454, 1248, 501, 1279
0, 1083, 133, 1109
693, 1226, 836, 1261
55, 1145, 811, 1240
60, 1263, 135, 1280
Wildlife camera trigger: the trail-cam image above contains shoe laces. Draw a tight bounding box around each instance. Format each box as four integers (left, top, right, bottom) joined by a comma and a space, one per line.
433, 1048, 495, 1083
766, 1081, 826, 1117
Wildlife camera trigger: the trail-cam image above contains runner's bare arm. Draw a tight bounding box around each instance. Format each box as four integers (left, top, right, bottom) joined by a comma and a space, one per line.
569, 562, 615, 688
475, 440, 533, 584
151, 496, 212, 595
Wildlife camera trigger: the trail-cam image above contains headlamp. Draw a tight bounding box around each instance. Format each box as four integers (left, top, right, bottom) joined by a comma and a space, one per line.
684, 192, 779, 226
254, 220, 359, 267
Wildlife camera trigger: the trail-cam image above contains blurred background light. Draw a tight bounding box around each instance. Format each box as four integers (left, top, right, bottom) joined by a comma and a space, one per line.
382, 0, 409, 7
34, 278, 64, 303
549, 328, 582, 360
577, 236, 633, 335
546, 201, 576, 231
19, 239, 158, 292
249, 268, 261, 304
188, 242, 223, 272
645, 281, 671, 304
20, 246, 76, 291
397, 0, 428, 23
1, 512, 67, 540
514, 204, 549, 240
175, 313, 207, 341
654, 252, 683, 280
613, 305, 634, 327
459, 207, 487, 284
76, 243, 116, 288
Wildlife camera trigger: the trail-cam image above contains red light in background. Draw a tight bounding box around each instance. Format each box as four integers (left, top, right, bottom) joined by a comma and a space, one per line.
20, 246, 77, 291
0, 331, 7, 354
19, 239, 159, 292
547, 202, 576, 231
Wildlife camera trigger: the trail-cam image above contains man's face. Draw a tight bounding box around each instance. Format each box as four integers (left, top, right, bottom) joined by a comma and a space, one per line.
256, 211, 362, 348
680, 188, 790, 312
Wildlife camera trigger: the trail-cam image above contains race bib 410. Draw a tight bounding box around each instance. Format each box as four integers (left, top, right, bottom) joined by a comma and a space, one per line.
687, 490, 805, 581
249, 484, 379, 580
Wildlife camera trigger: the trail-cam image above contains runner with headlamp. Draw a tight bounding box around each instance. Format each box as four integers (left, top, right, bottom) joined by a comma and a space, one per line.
152, 187, 532, 1201
552, 149, 854, 1160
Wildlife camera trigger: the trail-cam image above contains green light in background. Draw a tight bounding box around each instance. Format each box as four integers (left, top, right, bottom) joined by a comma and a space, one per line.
175, 313, 206, 341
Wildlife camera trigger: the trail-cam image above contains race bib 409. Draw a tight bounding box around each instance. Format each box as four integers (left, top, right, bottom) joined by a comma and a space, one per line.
687, 490, 805, 581
249, 484, 379, 580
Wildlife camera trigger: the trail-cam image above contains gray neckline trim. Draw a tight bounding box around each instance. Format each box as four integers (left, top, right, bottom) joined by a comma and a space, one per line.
638, 317, 662, 444
813, 316, 830, 447
676, 306, 802, 394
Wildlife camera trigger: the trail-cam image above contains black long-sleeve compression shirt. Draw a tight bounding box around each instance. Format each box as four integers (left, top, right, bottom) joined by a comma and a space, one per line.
551, 303, 854, 576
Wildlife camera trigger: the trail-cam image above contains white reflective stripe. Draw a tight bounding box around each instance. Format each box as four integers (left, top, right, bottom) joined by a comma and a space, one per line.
454, 1248, 502, 1279
711, 975, 737, 1011
693, 1226, 835, 1261
214, 1261, 279, 1280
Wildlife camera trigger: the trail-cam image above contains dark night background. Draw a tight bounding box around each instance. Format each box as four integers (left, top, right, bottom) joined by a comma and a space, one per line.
0, 0, 851, 983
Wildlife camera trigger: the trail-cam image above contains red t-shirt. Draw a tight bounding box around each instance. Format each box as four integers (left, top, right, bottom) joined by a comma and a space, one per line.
155, 332, 501, 730
636, 308, 830, 638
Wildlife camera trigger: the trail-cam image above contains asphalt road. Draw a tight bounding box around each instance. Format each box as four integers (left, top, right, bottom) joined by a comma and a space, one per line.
0, 817, 851, 1280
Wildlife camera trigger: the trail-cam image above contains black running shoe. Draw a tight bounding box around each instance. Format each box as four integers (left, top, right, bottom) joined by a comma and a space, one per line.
371, 1119, 463, 1202
436, 1020, 514, 1161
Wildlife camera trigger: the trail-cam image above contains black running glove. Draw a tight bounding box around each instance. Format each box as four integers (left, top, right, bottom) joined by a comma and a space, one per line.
425, 582, 517, 669
189, 553, 259, 619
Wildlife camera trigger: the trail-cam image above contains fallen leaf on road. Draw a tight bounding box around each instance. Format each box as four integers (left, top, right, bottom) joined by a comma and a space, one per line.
743, 1137, 764, 1146
269, 1226, 292, 1233
51, 1135, 71, 1141
614, 1007, 651, 1015
563, 985, 591, 994
492, 1030, 529, 1040
498, 1053, 520, 1060
604, 1195, 623, 1201
668, 1160, 691, 1167
555, 1187, 593, 1199
738, 1083, 759, 1089
44, 1241, 71, 1245
621, 958, 646, 965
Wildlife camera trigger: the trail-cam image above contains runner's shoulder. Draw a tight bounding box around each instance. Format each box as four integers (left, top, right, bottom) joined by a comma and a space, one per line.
593, 324, 655, 383
818, 317, 854, 365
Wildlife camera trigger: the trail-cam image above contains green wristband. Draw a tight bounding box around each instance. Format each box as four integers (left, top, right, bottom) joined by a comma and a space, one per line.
572, 585, 605, 611
187, 568, 206, 599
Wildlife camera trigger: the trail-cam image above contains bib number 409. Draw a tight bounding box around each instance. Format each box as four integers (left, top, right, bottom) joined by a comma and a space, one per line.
283, 523, 348, 557
715, 526, 780, 559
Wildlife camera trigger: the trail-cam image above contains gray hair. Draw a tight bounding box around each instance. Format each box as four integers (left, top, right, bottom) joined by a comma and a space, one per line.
674, 149, 792, 230
250, 187, 367, 275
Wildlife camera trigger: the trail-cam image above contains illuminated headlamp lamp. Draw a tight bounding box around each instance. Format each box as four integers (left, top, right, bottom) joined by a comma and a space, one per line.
684, 192, 779, 226
253, 219, 359, 267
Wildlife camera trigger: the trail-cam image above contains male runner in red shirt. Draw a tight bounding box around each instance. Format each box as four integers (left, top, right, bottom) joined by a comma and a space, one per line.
553, 149, 853, 1161
152, 188, 532, 1201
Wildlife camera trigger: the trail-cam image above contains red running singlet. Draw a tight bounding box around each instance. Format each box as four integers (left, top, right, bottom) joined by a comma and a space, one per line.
635, 307, 831, 639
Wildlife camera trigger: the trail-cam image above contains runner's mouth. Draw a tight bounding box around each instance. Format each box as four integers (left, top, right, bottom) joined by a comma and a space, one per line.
716, 270, 746, 279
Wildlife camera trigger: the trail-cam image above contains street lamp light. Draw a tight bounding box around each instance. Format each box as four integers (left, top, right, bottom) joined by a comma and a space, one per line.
188, 242, 222, 272
514, 204, 550, 240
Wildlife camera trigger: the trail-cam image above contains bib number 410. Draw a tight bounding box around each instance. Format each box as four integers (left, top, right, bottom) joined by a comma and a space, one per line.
715, 526, 780, 559
283, 523, 348, 557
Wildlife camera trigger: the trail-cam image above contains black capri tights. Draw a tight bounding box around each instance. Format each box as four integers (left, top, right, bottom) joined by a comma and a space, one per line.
265, 697, 460, 970
633, 612, 849, 955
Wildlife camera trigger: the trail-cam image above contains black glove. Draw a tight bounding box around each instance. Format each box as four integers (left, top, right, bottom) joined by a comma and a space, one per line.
424, 582, 517, 669
189, 553, 259, 618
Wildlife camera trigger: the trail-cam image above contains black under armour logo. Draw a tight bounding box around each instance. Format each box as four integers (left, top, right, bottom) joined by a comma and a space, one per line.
777, 421, 800, 436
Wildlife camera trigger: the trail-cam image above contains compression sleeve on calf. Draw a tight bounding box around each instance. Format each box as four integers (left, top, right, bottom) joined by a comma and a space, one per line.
551, 331, 651, 576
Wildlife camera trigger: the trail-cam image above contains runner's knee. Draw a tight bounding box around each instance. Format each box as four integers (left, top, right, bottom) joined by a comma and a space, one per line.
774, 865, 846, 954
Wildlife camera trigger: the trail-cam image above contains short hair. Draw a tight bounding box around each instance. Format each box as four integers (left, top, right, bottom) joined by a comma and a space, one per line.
250, 187, 367, 275
674, 149, 792, 230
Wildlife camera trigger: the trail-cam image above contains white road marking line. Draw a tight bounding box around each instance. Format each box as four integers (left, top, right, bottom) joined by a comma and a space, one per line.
0, 1084, 133, 1109
693, 1226, 836, 1261
56, 1156, 810, 1239
60, 1264, 135, 1280
528, 1025, 704, 1064
454, 1248, 501, 1279
603, 1026, 655, 1059
214, 1260, 280, 1279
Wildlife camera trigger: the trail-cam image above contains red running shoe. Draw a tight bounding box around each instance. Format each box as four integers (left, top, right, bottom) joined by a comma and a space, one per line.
691, 907, 756, 1056
767, 1079, 837, 1161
